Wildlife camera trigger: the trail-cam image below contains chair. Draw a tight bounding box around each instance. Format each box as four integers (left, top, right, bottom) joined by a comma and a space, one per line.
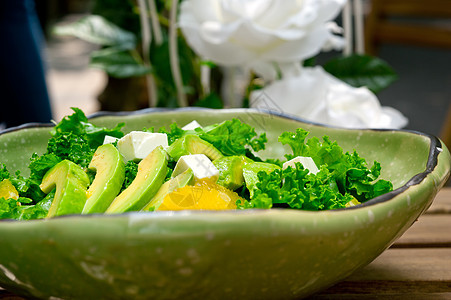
365, 0, 451, 55
440, 104, 451, 148
364, 0, 451, 147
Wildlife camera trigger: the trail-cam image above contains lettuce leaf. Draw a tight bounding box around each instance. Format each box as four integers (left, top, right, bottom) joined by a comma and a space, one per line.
0, 164, 9, 182
238, 163, 355, 210
196, 119, 267, 156
46, 108, 124, 170
158, 123, 185, 145
144, 123, 186, 146
36, 108, 125, 183
0, 194, 49, 220
1, 163, 46, 205
278, 128, 393, 203
154, 119, 267, 157
52, 107, 124, 150
121, 160, 138, 192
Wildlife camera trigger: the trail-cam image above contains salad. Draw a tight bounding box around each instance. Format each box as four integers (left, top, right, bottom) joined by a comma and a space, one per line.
0, 109, 393, 220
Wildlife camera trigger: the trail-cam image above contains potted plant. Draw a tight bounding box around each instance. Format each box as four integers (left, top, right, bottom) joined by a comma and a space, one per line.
55, 0, 407, 128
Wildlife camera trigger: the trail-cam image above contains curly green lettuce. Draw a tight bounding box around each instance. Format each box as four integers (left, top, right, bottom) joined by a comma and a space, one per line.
238, 163, 355, 210
278, 128, 393, 203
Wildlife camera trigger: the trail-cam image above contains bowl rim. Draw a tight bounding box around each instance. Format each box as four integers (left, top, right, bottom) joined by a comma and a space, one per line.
0, 107, 444, 217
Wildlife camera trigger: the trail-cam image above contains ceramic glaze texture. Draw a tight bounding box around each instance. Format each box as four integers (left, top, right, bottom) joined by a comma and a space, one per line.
0, 108, 449, 300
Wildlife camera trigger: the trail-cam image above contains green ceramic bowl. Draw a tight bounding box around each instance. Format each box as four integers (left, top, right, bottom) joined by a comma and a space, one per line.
0, 108, 449, 299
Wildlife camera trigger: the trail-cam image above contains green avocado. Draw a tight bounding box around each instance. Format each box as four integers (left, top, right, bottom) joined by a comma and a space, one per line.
82, 144, 125, 214
40, 160, 90, 218
142, 169, 194, 211
167, 134, 223, 161
242, 162, 281, 197
106, 146, 168, 213
213, 156, 251, 190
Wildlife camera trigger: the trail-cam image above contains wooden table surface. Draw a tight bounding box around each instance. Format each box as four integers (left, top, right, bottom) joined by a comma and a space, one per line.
312, 187, 451, 299
1, 188, 450, 299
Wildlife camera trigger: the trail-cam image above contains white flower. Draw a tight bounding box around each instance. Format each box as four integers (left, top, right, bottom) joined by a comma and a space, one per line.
250, 66, 408, 129
178, 0, 346, 69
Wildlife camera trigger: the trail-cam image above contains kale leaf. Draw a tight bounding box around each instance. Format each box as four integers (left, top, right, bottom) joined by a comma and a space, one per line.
238, 163, 355, 210
278, 128, 393, 203
52, 107, 124, 150
158, 123, 185, 145
121, 160, 138, 192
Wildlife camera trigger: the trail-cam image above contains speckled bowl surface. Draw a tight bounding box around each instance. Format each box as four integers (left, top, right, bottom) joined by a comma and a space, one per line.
0, 108, 449, 300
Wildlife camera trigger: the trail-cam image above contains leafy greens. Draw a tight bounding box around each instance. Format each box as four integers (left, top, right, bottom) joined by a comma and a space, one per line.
239, 128, 393, 210
196, 118, 267, 156
0, 109, 394, 220
279, 128, 392, 202
0, 108, 125, 219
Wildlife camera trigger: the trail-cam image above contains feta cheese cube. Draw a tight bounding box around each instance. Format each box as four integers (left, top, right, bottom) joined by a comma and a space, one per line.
173, 154, 219, 182
182, 120, 202, 130
103, 135, 119, 145
283, 156, 319, 175
117, 131, 168, 161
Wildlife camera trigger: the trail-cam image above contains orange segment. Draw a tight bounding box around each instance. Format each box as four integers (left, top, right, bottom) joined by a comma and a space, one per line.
157, 180, 243, 211
0, 179, 19, 200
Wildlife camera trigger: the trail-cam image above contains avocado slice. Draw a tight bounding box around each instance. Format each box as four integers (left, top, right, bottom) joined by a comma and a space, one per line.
0, 179, 19, 200
167, 134, 223, 161
213, 156, 251, 190
142, 169, 194, 211
40, 160, 90, 218
242, 162, 281, 197
82, 144, 125, 214
106, 146, 168, 213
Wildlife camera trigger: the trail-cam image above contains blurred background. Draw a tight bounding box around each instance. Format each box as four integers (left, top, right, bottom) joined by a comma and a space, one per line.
4, 0, 451, 144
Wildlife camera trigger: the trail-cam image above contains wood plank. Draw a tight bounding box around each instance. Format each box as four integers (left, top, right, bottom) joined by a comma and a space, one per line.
378, 0, 451, 18
392, 215, 451, 248
313, 248, 451, 298
347, 248, 451, 281
316, 281, 451, 295
427, 188, 451, 214
374, 22, 451, 50
310, 292, 451, 299
440, 103, 451, 150
390, 187, 451, 248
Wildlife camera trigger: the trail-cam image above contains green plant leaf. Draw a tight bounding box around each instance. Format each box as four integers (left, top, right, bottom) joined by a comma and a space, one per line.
90, 48, 152, 78
303, 57, 316, 67
149, 37, 198, 88
53, 15, 136, 49
193, 92, 224, 109
91, 0, 141, 35
323, 54, 398, 94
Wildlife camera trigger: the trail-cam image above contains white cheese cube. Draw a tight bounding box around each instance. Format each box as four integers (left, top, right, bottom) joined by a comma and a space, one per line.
173, 154, 219, 182
117, 131, 168, 161
182, 120, 202, 130
103, 135, 119, 144
283, 156, 319, 175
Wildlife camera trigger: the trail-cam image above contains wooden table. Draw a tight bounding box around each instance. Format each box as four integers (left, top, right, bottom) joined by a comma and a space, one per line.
1, 188, 450, 299
312, 187, 451, 299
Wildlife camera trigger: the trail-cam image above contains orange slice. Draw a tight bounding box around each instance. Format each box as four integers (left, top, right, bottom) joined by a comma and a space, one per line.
0, 179, 19, 200
157, 180, 243, 211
